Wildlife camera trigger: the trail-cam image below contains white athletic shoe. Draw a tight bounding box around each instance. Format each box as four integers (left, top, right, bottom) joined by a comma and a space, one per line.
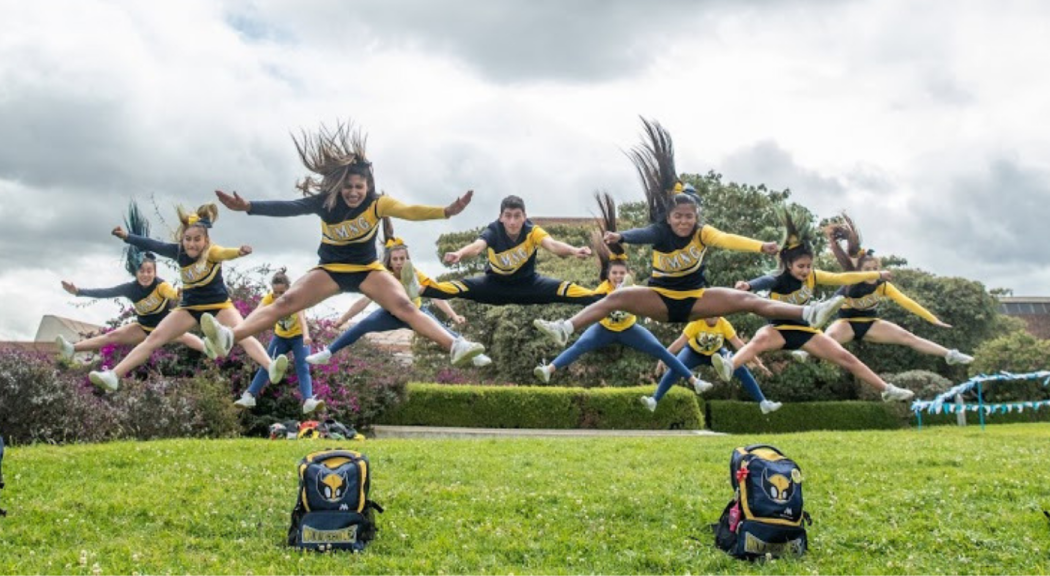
803, 295, 845, 328
400, 259, 422, 300
55, 335, 75, 361
302, 396, 325, 415
306, 348, 333, 366
692, 377, 713, 394
233, 392, 256, 409
202, 338, 217, 360
533, 364, 553, 384
881, 384, 915, 402
640, 395, 658, 413
790, 350, 810, 363
945, 349, 974, 365
472, 354, 493, 367
449, 336, 485, 367
710, 353, 734, 383
89, 369, 119, 392
533, 318, 572, 347
268, 354, 289, 384
760, 400, 783, 415
200, 313, 234, 358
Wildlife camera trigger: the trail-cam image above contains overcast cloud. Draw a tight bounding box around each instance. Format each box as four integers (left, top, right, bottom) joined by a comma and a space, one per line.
1, 0, 1048, 340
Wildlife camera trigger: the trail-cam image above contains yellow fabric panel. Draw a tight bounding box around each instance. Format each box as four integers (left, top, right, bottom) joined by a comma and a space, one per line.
318, 261, 386, 274
133, 284, 172, 316
773, 324, 822, 334
207, 245, 242, 262
178, 300, 233, 311
884, 282, 941, 324
698, 225, 765, 253
648, 286, 705, 299
320, 210, 381, 246
158, 282, 179, 300
650, 236, 706, 279
262, 292, 302, 338
376, 195, 447, 221
486, 227, 547, 276
181, 259, 222, 289
593, 280, 637, 332
813, 269, 881, 286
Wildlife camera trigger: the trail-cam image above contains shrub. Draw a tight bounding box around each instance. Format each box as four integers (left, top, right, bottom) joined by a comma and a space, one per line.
861, 369, 953, 402
967, 332, 1050, 403
379, 383, 703, 430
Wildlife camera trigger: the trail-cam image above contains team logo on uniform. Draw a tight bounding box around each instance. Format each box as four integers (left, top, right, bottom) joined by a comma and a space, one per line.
762, 468, 796, 504
316, 470, 349, 503
696, 332, 724, 354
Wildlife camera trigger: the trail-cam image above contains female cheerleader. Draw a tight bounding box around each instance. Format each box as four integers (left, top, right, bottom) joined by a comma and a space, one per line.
646, 316, 781, 414
709, 207, 914, 401
57, 202, 206, 359
306, 218, 492, 367
88, 204, 288, 391
534, 118, 845, 346
532, 193, 712, 401
202, 121, 485, 367
809, 213, 973, 365
234, 268, 325, 414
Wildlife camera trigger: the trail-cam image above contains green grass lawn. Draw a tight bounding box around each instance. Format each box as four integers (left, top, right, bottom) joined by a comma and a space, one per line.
2, 424, 1050, 575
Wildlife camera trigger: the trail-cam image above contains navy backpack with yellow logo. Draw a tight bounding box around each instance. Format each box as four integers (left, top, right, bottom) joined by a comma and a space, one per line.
287, 449, 383, 552
713, 444, 810, 559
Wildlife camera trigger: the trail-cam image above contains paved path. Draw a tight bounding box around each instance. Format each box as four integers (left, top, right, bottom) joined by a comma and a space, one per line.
372, 425, 725, 439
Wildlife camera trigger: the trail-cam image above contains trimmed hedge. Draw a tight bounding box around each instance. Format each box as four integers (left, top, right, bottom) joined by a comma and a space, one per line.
706, 400, 911, 434
379, 383, 703, 430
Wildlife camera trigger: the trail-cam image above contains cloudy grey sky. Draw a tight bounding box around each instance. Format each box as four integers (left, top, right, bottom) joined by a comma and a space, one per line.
2, 0, 1048, 340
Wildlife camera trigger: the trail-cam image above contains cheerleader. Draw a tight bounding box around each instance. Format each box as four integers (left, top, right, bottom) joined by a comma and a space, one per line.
234, 268, 325, 414
306, 218, 492, 367
710, 207, 914, 401
88, 204, 288, 391
799, 213, 973, 365
204, 121, 485, 367
57, 201, 205, 359
534, 118, 845, 346
531, 193, 711, 402
646, 316, 781, 414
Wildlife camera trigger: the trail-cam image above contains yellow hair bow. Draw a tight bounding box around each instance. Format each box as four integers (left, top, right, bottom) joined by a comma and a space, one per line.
786, 234, 801, 250
385, 237, 405, 249
609, 253, 628, 261
673, 182, 684, 193
187, 214, 199, 226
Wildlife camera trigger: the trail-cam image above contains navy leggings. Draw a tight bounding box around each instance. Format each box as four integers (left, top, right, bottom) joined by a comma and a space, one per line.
328, 307, 455, 356
248, 334, 313, 398
653, 347, 767, 403
551, 323, 695, 383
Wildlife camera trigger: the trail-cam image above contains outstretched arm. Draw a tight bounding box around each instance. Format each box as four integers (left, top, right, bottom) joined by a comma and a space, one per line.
431, 299, 466, 325
700, 225, 778, 254
208, 245, 252, 262
539, 236, 591, 259
735, 275, 778, 292
377, 191, 473, 221
884, 283, 948, 327
337, 297, 373, 328
813, 269, 888, 286
615, 223, 664, 246
217, 190, 321, 218
444, 238, 489, 264
64, 281, 129, 299
114, 227, 180, 260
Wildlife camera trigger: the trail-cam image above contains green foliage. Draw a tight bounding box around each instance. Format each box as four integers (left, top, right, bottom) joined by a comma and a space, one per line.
5, 426, 1050, 574
380, 383, 703, 430
858, 369, 954, 402
706, 400, 909, 434
966, 331, 1050, 403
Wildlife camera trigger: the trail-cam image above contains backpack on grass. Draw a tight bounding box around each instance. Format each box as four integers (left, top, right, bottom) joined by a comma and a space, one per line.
713, 443, 810, 559
287, 449, 383, 552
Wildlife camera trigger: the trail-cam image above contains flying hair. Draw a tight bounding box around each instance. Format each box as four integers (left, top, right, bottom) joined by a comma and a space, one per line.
592, 191, 628, 282
123, 199, 153, 277
776, 205, 817, 269
627, 117, 680, 223
292, 120, 374, 211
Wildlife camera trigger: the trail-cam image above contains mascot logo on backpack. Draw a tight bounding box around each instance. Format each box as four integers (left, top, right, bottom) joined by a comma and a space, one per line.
316, 470, 349, 503
762, 468, 796, 504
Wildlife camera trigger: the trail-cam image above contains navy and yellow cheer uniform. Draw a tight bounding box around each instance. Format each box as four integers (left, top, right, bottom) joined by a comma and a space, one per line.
618, 222, 766, 322
833, 280, 942, 341
247, 194, 447, 292
420, 219, 601, 305
746, 269, 881, 350
123, 235, 241, 323
75, 279, 179, 333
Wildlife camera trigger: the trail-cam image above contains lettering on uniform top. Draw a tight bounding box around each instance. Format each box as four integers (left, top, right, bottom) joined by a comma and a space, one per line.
492, 246, 530, 270
277, 314, 297, 332
655, 243, 704, 274
326, 217, 374, 241
135, 291, 166, 315
778, 284, 813, 305
302, 524, 358, 544
847, 291, 882, 310
183, 260, 214, 283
